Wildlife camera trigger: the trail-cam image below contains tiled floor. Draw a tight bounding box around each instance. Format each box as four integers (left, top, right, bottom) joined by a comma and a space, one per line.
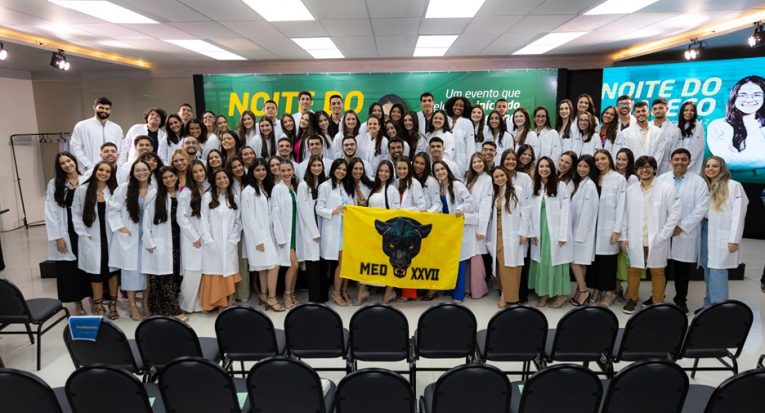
1, 226, 764, 395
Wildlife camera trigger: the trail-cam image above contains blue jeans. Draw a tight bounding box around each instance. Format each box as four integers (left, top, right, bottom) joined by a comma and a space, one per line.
699, 220, 729, 306
451, 260, 468, 301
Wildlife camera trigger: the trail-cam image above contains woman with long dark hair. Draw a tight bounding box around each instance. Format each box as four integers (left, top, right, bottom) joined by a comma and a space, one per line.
530, 106, 562, 163
236, 110, 258, 151
598, 106, 618, 154
331, 110, 360, 159
413, 152, 442, 212
674, 101, 706, 175
402, 111, 429, 159
358, 115, 388, 172
219, 130, 242, 164
464, 153, 492, 299
569, 155, 599, 306
510, 107, 537, 149
313, 110, 335, 159
297, 155, 328, 303
177, 159, 208, 313
255, 116, 277, 159
444, 96, 474, 176
558, 150, 578, 195
348, 157, 373, 207
516, 144, 536, 177
45, 152, 91, 314
557, 99, 575, 152
272, 160, 301, 309
294, 112, 315, 163
170, 149, 189, 189
161, 113, 184, 163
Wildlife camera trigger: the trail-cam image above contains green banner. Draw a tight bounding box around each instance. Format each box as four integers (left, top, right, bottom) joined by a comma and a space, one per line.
203, 70, 558, 123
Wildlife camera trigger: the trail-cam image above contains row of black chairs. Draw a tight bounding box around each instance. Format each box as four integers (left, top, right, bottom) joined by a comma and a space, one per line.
2, 356, 765, 413
62, 300, 754, 387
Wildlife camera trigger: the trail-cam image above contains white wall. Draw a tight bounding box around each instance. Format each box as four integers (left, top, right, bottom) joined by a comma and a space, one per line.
0, 73, 43, 230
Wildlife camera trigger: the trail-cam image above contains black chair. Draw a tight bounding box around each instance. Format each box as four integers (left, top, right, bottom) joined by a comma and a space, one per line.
516, 364, 602, 413
600, 360, 689, 413
543, 305, 618, 375
63, 318, 143, 375
610, 303, 687, 374
413, 303, 477, 387
247, 356, 335, 413
677, 300, 752, 378
335, 368, 415, 413
215, 305, 285, 377
0, 367, 66, 412
158, 357, 242, 413
476, 305, 547, 380
135, 316, 220, 381
284, 303, 349, 372
420, 364, 511, 413
347, 304, 415, 383
683, 368, 765, 413
66, 366, 153, 413
0, 278, 70, 370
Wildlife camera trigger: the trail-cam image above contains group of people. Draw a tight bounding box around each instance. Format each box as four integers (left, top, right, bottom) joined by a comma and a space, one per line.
45, 87, 750, 321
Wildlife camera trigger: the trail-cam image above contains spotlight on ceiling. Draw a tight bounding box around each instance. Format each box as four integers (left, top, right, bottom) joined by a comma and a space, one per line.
683, 38, 705, 60
50, 49, 70, 71
0, 42, 7, 61
748, 21, 763, 48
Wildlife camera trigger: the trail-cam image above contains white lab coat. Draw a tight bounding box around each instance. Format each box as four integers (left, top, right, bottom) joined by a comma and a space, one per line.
617, 123, 667, 163
69, 117, 123, 173
368, 184, 401, 210
594, 171, 627, 256
331, 132, 354, 159
158, 137, 182, 164
120, 123, 167, 166
241, 185, 280, 270
655, 121, 682, 175
448, 116, 474, 174
468, 173, 493, 256
45, 176, 88, 261
570, 128, 601, 157
419, 176, 443, 213
296, 157, 332, 182
488, 131, 515, 166
487, 185, 531, 270
570, 178, 599, 264
622, 179, 682, 268
417, 111, 432, 136
426, 130, 457, 164
529, 182, 573, 266
512, 129, 539, 153
701, 180, 748, 269
396, 179, 427, 211
296, 181, 322, 262
71, 184, 116, 274
357, 133, 389, 172
141, 193, 176, 275
530, 128, 562, 162
672, 123, 706, 175
107, 183, 154, 271
316, 180, 354, 260
200, 134, 221, 160
441, 181, 476, 261
176, 188, 203, 272
270, 182, 297, 267
658, 172, 709, 263
200, 191, 241, 276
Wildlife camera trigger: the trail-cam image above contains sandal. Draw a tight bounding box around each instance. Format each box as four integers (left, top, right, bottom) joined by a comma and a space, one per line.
265, 297, 286, 312
600, 291, 615, 308
129, 303, 144, 321
331, 291, 348, 307
92, 298, 106, 317
589, 289, 601, 305
383, 290, 397, 304
257, 293, 267, 307
108, 297, 120, 320
569, 290, 591, 307
550, 295, 568, 309
536, 296, 549, 307
341, 289, 352, 304
74, 301, 87, 316
421, 292, 436, 301
284, 291, 299, 309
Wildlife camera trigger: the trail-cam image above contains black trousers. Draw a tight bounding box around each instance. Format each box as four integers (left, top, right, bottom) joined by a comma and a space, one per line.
305, 259, 329, 303
668, 259, 693, 305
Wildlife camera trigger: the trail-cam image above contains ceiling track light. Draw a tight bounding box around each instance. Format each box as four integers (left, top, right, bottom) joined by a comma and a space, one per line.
683, 37, 706, 61
0, 42, 7, 61
50, 49, 71, 71
748, 21, 763, 48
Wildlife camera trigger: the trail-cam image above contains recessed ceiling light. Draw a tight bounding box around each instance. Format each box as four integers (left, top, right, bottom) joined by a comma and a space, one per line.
47, 1, 158, 24
585, 0, 660, 15
165, 40, 246, 60
242, 0, 314, 21
291, 37, 344, 59
513, 32, 588, 55
425, 0, 486, 18
413, 35, 459, 57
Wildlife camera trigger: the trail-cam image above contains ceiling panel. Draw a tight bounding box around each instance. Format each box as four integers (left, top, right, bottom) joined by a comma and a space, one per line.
73, 23, 154, 40
555, 15, 621, 32
532, 0, 604, 15
333, 36, 377, 50
323, 19, 374, 36
342, 48, 380, 58
115, 0, 209, 22
595, 12, 677, 32
371, 18, 420, 35
222, 21, 284, 38
127, 24, 194, 39
177, 0, 264, 21
304, 0, 370, 19
506, 14, 577, 32
463, 15, 524, 34
375, 35, 416, 57
477, 0, 545, 16
270, 21, 329, 37
0, 6, 47, 25
170, 21, 241, 38
482, 31, 541, 54
446, 34, 501, 55
366, 0, 427, 19
418, 18, 471, 35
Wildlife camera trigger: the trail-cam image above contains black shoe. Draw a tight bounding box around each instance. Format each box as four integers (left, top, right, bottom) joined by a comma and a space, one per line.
623, 300, 638, 314
642, 297, 653, 307
676, 302, 689, 313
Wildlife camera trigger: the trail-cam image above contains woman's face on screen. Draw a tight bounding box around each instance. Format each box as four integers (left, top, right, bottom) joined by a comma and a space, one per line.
734, 82, 764, 115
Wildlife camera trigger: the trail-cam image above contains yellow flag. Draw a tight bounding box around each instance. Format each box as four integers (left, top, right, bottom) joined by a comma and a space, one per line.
340, 206, 464, 290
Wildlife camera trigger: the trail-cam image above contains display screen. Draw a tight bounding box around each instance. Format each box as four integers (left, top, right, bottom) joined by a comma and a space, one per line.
602, 57, 765, 183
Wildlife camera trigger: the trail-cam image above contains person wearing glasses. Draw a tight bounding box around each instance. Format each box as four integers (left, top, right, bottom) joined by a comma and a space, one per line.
615, 95, 636, 131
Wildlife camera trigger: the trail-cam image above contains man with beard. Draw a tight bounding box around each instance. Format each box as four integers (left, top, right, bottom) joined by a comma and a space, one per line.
69, 97, 123, 173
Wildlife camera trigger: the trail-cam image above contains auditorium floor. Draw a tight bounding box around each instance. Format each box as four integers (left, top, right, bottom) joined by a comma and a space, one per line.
1, 226, 764, 395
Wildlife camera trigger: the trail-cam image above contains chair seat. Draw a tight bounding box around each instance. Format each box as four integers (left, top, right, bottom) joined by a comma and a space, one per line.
227, 329, 286, 361
292, 329, 348, 358
199, 337, 222, 363
476, 329, 487, 359
681, 384, 715, 413
0, 298, 63, 324
682, 348, 730, 358
128, 339, 145, 372
544, 329, 605, 362
53, 387, 72, 413
612, 329, 676, 361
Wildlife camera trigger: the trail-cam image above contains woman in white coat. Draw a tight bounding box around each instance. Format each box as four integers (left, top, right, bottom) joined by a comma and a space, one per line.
588, 150, 628, 307
572, 112, 600, 157
108, 160, 153, 321
176, 160, 207, 313
499, 149, 534, 303
271, 160, 301, 309
486, 110, 514, 164
445, 96, 474, 174
316, 159, 355, 306
528, 156, 573, 308
464, 153, 493, 299
45, 152, 91, 315
199, 169, 242, 312
674, 101, 706, 175
242, 158, 284, 311
142, 166, 185, 320
568, 155, 599, 306
297, 155, 327, 303
426, 110, 457, 167
357, 116, 389, 172
699, 156, 749, 306
530, 107, 562, 163
71, 161, 119, 318
487, 167, 529, 307
413, 153, 443, 213
395, 157, 427, 212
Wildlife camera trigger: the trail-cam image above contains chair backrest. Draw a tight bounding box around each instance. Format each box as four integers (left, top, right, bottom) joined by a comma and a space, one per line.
0, 278, 32, 323
349, 304, 409, 362
247, 356, 327, 413
159, 357, 240, 413
215, 305, 281, 360
335, 368, 415, 413
600, 360, 689, 413
431, 364, 511, 413
681, 300, 753, 358
0, 368, 63, 413
519, 364, 602, 413
704, 368, 765, 413
66, 366, 152, 413
484, 305, 547, 361
416, 303, 477, 359
616, 303, 688, 361
285, 303, 346, 358
549, 306, 618, 361
135, 316, 203, 372
63, 318, 140, 373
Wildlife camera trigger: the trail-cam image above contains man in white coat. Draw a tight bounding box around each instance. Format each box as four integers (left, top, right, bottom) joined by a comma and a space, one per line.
651, 98, 682, 175
616, 101, 666, 163
428, 137, 460, 181
417, 92, 435, 136
296, 136, 332, 181
291, 91, 314, 126
621, 155, 681, 314
69, 97, 123, 174
658, 148, 709, 313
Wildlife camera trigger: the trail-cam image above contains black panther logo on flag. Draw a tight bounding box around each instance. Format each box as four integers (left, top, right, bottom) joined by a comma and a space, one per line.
374, 217, 432, 278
